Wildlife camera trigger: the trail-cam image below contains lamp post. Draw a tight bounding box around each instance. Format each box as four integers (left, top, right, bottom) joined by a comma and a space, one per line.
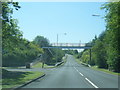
57, 34, 58, 46
88, 14, 101, 66
92, 14, 100, 17
56, 33, 67, 63
57, 33, 67, 46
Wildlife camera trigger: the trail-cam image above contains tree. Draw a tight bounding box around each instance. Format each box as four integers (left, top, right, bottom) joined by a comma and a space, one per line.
2, 2, 43, 67
101, 2, 120, 72
2, 2, 22, 53
78, 2, 120, 72
33, 36, 50, 47
92, 40, 107, 68
81, 50, 90, 64
33, 35, 65, 65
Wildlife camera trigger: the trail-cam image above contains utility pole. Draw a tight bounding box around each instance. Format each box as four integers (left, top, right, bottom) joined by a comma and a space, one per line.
57, 34, 58, 46
79, 40, 81, 46
42, 54, 46, 68
89, 49, 91, 66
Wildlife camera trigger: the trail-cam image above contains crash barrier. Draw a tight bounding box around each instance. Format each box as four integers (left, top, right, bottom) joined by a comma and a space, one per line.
55, 61, 64, 66
81, 63, 91, 67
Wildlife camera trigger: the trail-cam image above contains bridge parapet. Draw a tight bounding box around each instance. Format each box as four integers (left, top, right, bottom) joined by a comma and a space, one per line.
42, 43, 92, 49
51, 43, 91, 47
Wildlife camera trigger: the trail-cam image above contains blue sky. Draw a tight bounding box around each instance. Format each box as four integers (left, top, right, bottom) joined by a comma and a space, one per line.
13, 2, 106, 44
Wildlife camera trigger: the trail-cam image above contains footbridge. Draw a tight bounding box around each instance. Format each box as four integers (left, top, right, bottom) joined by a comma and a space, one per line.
42, 43, 92, 49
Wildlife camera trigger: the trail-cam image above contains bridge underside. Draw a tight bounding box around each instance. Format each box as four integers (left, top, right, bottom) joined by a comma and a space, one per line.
42, 46, 91, 49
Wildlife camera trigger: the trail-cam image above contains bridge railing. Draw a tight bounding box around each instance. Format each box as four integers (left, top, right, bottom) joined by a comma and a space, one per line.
50, 43, 92, 47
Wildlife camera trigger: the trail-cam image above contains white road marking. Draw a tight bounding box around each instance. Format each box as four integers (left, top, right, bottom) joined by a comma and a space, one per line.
79, 72, 84, 76
85, 78, 99, 88
74, 67, 99, 88
74, 67, 84, 76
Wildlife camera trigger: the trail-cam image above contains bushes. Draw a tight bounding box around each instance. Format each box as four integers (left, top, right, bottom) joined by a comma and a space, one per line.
2, 40, 43, 67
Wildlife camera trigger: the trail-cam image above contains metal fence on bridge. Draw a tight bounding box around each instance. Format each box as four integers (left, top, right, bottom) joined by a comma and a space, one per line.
50, 43, 92, 47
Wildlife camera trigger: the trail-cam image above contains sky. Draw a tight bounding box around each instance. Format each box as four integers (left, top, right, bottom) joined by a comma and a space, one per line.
13, 2, 106, 44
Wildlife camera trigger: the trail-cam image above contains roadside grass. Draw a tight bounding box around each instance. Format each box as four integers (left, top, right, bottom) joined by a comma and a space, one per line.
91, 66, 120, 76
75, 58, 120, 76
0, 79, 2, 90
45, 59, 67, 68
2, 62, 48, 69
33, 56, 67, 69
2, 69, 44, 88
32, 62, 56, 69
44, 65, 56, 69
32, 62, 48, 68
2, 55, 68, 69
75, 58, 82, 64
2, 66, 25, 69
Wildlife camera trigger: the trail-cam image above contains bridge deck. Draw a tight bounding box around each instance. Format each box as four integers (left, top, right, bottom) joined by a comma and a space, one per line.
42, 43, 92, 49
42, 46, 91, 49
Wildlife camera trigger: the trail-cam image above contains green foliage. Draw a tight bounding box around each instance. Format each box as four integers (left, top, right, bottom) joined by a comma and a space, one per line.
3, 38, 43, 66
33, 36, 65, 65
33, 35, 50, 47
81, 50, 90, 64
78, 2, 120, 72
101, 2, 120, 72
2, 2, 43, 67
53, 48, 65, 62
92, 39, 107, 68
64, 50, 78, 55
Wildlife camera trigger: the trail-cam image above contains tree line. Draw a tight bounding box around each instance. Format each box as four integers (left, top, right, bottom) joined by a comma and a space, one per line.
2, 2, 65, 67
78, 2, 120, 72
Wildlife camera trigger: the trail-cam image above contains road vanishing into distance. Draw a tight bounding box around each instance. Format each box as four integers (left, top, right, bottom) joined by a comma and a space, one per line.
16, 55, 118, 88
7, 55, 118, 89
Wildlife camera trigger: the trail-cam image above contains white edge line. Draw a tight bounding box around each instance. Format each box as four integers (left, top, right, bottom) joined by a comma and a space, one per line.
85, 78, 99, 88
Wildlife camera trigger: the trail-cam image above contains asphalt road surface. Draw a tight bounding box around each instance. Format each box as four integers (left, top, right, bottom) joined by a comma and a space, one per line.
20, 55, 118, 88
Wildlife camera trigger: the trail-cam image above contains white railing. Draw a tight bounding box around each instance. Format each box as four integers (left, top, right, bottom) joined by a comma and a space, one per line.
51, 43, 86, 47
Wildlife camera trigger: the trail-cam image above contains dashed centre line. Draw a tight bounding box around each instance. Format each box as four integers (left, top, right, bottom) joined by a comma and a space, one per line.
85, 78, 98, 88
74, 67, 99, 88
79, 72, 84, 76
74, 67, 84, 76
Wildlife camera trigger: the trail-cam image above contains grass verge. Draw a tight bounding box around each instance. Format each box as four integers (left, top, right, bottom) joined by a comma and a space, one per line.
75, 59, 82, 64
75, 58, 120, 76
32, 62, 48, 68
2, 69, 44, 88
32, 57, 67, 69
32, 62, 56, 69
2, 66, 25, 69
91, 66, 120, 76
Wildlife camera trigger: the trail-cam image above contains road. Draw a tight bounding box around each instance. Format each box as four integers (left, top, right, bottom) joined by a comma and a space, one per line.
19, 55, 118, 88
